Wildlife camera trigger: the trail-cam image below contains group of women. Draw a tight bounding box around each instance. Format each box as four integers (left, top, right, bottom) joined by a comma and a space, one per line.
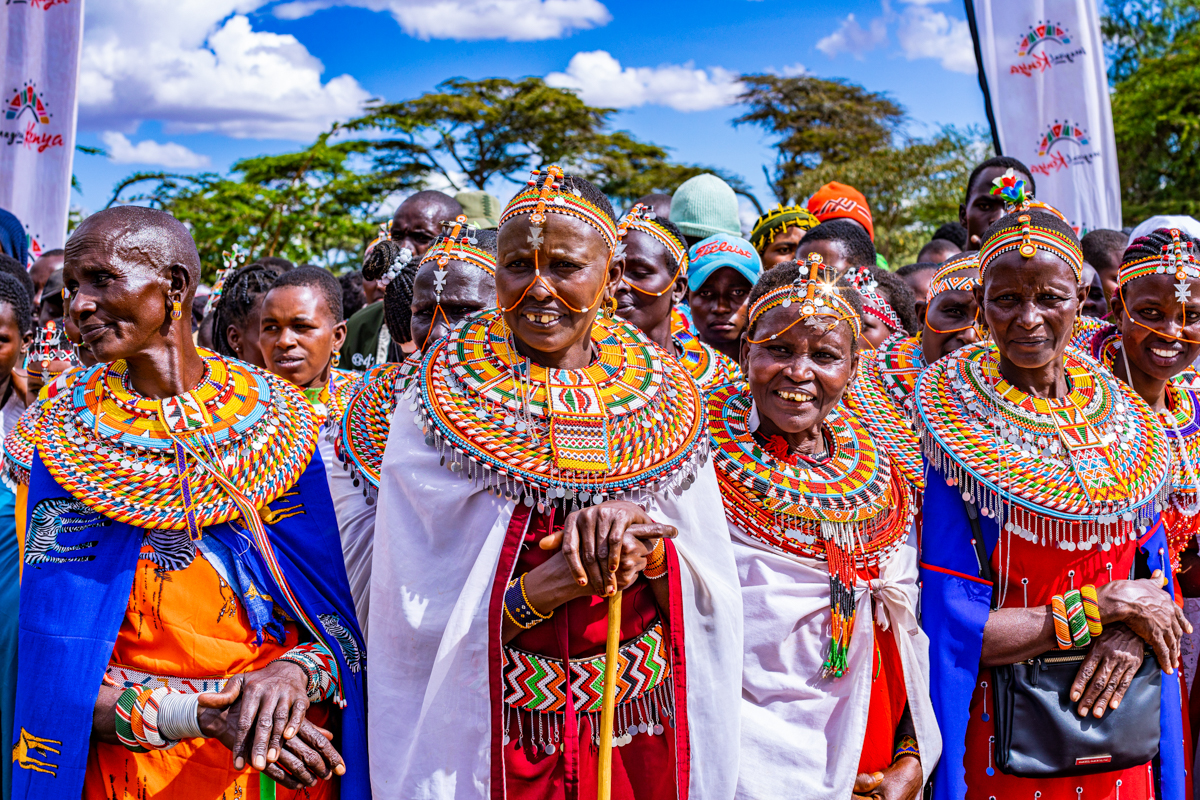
6, 159, 1200, 800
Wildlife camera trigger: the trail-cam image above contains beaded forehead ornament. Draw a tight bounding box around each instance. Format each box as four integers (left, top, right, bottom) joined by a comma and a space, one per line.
1114, 227, 1200, 346
415, 215, 497, 350
928, 254, 980, 299
206, 244, 247, 315
747, 253, 863, 343
979, 212, 1083, 285
845, 266, 904, 334
748, 204, 820, 254
497, 166, 617, 316
615, 203, 689, 298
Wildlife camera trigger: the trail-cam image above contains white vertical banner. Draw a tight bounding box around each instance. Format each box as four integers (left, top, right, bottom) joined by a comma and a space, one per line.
965, 0, 1122, 234
0, 0, 84, 263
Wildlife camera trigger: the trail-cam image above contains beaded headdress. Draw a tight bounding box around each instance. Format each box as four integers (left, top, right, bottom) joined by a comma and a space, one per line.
747, 254, 863, 343
845, 266, 903, 334
500, 166, 618, 252
1119, 228, 1200, 298
748, 204, 820, 254
979, 210, 1083, 284
414, 215, 496, 350
206, 244, 247, 315
928, 253, 980, 299
614, 203, 689, 298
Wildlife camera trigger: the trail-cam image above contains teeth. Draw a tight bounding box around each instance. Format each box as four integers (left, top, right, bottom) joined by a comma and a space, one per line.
1151, 347, 1180, 358
776, 390, 814, 402
523, 313, 560, 324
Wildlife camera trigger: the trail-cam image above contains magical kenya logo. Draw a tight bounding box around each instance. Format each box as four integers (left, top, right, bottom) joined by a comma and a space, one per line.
1011, 21, 1086, 77
1030, 120, 1099, 176
2, 81, 64, 154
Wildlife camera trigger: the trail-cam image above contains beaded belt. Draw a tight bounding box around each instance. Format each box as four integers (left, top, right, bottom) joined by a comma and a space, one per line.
503, 618, 670, 714
104, 664, 230, 695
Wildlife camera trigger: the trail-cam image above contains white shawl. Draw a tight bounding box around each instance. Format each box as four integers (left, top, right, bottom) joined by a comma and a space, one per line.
368, 398, 744, 800
732, 525, 941, 800
322, 428, 376, 639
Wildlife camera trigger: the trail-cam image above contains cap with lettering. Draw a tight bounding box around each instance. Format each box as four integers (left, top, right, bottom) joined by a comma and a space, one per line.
687, 233, 763, 292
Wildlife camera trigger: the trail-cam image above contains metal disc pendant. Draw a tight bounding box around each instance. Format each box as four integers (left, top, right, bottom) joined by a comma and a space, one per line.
544, 743, 556, 755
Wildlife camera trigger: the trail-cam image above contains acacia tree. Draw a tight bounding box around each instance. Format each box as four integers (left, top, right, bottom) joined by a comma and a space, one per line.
735, 74, 904, 204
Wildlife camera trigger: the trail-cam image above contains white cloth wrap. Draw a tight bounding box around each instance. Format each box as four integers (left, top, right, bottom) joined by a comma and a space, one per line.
368, 398, 743, 799
322, 426, 376, 638
731, 524, 941, 800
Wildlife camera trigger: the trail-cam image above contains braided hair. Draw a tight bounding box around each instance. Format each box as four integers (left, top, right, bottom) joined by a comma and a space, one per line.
211, 261, 290, 358
0, 272, 32, 336
0, 253, 34, 308
1121, 227, 1197, 271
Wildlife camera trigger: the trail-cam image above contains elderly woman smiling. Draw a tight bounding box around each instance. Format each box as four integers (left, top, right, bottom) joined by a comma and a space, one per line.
918, 204, 1190, 800
710, 254, 939, 800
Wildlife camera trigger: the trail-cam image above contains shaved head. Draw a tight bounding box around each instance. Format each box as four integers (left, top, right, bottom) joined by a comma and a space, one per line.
68, 206, 201, 302
390, 191, 464, 258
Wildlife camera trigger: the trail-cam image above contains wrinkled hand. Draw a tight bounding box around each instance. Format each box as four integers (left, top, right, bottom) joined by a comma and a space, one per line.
1098, 571, 1191, 673
1070, 625, 1143, 718
540, 500, 677, 595
852, 756, 922, 799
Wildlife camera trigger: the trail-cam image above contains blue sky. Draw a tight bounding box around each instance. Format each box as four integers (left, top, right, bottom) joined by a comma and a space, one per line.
72, 0, 991, 217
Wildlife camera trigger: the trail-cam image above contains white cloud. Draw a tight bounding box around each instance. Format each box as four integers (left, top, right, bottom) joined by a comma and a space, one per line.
896, 1, 976, 73
816, 13, 887, 59
772, 63, 809, 77
545, 51, 743, 112
79, 1, 371, 141
272, 0, 610, 41
100, 132, 211, 168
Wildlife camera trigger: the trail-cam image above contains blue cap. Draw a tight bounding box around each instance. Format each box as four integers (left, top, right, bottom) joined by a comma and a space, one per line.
687, 234, 762, 292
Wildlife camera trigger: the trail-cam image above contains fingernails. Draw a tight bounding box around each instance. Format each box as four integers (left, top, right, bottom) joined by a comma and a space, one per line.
1094, 706, 1105, 718
578, 577, 587, 586
336, 764, 346, 776
284, 727, 295, 739
1111, 700, 1119, 709
1070, 692, 1080, 701
235, 758, 245, 770
1078, 706, 1089, 716
254, 756, 266, 770
267, 748, 277, 762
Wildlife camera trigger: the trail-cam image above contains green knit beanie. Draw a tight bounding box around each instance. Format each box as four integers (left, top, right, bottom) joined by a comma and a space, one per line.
670, 175, 741, 239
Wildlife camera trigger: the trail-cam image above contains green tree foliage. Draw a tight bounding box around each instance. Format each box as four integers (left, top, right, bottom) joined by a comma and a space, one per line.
1103, 0, 1200, 84
735, 74, 904, 204
1111, 25, 1200, 221
107, 133, 410, 278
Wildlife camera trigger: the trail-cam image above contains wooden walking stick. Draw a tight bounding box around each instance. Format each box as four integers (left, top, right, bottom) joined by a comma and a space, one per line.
597, 589, 623, 800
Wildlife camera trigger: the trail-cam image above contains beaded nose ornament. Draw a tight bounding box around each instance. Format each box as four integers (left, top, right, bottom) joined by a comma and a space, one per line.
615, 203, 689, 297
497, 166, 618, 316
746, 253, 863, 343
416, 214, 496, 351
1116, 228, 1200, 345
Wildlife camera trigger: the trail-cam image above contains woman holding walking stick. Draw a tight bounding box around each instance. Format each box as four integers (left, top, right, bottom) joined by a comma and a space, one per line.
367, 167, 742, 800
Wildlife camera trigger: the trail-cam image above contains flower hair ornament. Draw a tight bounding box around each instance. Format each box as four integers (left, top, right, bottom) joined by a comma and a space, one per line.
747, 253, 863, 343
205, 244, 248, 315
497, 166, 618, 315
415, 215, 497, 350
989, 167, 1070, 223
1116, 228, 1200, 345
979, 209, 1083, 285
615, 203, 689, 297
844, 266, 904, 337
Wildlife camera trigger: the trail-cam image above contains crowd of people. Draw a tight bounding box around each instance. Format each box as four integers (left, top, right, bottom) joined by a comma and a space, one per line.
0, 152, 1197, 800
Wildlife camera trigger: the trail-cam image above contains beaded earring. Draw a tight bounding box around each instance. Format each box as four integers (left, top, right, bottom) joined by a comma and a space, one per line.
171, 300, 182, 320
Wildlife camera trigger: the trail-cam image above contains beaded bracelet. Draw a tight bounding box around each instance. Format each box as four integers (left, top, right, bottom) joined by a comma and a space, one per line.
1080, 584, 1103, 637
1051, 595, 1072, 650
504, 573, 552, 629
1063, 589, 1091, 647
274, 642, 339, 703
893, 734, 920, 762
644, 538, 667, 580
115, 686, 180, 752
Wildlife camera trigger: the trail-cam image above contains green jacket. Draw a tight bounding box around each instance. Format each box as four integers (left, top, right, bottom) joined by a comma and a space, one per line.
341, 301, 388, 371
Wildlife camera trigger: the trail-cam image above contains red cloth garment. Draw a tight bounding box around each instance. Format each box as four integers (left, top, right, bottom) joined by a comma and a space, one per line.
488, 505, 689, 800
962, 530, 1154, 799
857, 623, 910, 775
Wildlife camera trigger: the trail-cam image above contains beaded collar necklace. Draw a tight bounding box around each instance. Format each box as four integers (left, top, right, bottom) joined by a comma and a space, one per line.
673, 326, 740, 390
916, 342, 1169, 556
2, 365, 86, 487
416, 310, 707, 511
335, 355, 421, 501
844, 336, 926, 490
708, 383, 911, 677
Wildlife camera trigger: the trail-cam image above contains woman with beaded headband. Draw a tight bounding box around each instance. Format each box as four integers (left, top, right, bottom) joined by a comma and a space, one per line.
12, 207, 368, 800
613, 203, 741, 390
712, 253, 938, 799
844, 253, 983, 498
748, 203, 821, 269
368, 167, 741, 799
917, 207, 1190, 800
844, 265, 917, 350
328, 219, 497, 634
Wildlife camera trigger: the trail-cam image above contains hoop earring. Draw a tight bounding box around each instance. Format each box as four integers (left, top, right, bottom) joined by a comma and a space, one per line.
171, 300, 182, 320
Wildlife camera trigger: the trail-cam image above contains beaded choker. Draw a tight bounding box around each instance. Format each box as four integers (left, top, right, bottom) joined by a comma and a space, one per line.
3, 365, 86, 487
708, 383, 912, 676
38, 351, 318, 532
336, 356, 421, 501
915, 342, 1169, 551
844, 336, 926, 490
673, 326, 741, 390
415, 310, 707, 509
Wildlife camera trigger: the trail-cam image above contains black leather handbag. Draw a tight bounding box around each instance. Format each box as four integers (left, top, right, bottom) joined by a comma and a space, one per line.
991, 647, 1161, 776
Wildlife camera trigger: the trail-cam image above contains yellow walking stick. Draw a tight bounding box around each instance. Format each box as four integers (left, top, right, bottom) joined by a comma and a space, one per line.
597, 590, 623, 800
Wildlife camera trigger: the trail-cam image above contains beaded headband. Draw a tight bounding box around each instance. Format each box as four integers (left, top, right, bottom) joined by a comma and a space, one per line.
928, 255, 980, 299
616, 204, 688, 275
205, 244, 248, 315
747, 254, 862, 343
845, 266, 903, 333
748, 204, 820, 253
499, 165, 618, 251
1119, 228, 1200, 296
979, 213, 1084, 284
418, 215, 496, 281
